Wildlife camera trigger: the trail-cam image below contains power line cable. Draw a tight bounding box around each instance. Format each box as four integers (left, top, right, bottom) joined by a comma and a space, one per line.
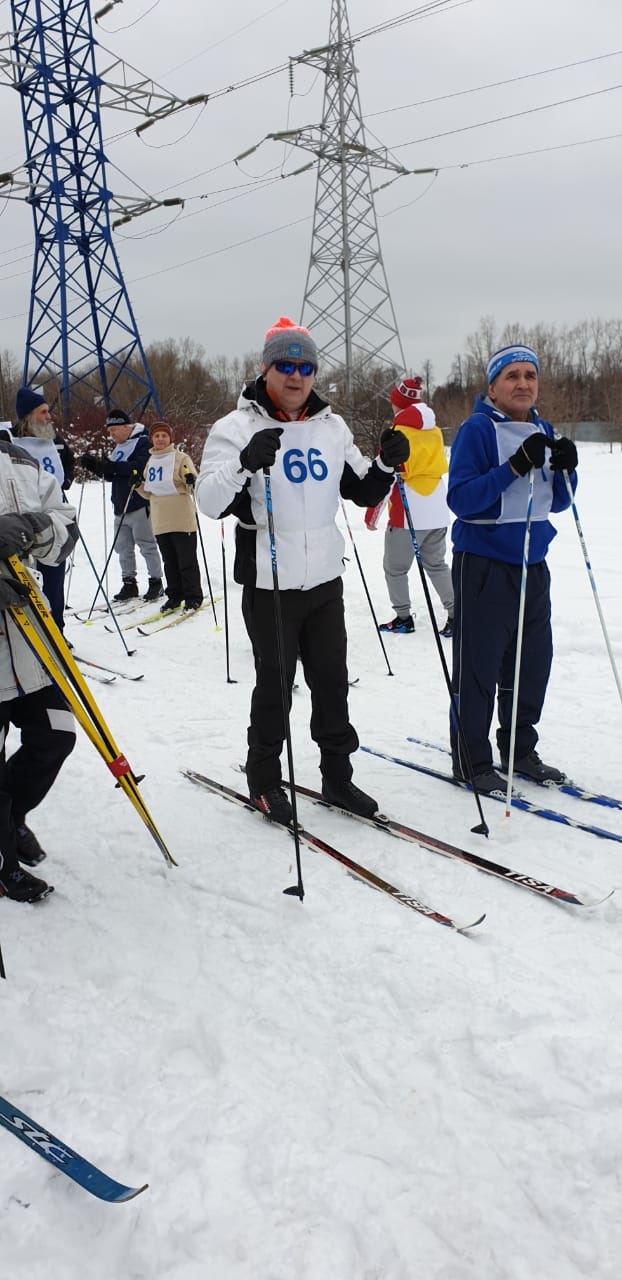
367, 49, 622, 119
391, 82, 622, 151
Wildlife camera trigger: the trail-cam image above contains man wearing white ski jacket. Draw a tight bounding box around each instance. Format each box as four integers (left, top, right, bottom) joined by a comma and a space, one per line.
196, 317, 409, 825
0, 425, 78, 902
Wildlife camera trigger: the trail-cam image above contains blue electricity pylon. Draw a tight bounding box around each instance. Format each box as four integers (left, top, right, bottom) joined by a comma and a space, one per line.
9, 0, 161, 418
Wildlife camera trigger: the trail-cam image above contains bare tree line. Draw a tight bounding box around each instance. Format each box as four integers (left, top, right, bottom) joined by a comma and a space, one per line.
2, 317, 620, 465
433, 316, 622, 439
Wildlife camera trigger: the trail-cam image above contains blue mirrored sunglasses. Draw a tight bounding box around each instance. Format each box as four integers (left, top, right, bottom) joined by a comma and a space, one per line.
273, 360, 315, 377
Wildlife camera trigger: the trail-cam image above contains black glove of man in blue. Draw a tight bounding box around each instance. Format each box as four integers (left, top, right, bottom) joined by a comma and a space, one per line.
509, 433, 549, 477
549, 437, 578, 472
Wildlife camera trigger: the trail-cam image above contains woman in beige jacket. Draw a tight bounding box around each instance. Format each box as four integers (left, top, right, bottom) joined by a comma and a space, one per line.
139, 423, 203, 612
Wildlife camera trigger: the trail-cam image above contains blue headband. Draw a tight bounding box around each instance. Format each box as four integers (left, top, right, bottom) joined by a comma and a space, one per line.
487, 345, 539, 384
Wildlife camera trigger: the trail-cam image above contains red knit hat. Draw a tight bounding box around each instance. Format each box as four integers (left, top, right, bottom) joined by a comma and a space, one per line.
390, 376, 424, 409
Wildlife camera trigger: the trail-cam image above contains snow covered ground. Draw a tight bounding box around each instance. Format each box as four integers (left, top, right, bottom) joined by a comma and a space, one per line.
2, 443, 621, 1280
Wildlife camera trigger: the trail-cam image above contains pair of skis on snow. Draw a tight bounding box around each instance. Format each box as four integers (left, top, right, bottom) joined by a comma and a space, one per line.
182, 769, 614, 936
360, 741, 622, 848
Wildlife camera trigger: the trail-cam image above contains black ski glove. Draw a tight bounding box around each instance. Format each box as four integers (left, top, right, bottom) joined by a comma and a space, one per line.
184, 470, 196, 487
379, 428, 410, 469
80, 452, 105, 477
0, 512, 51, 560
239, 427, 284, 473
549, 436, 578, 472
0, 578, 31, 611
509, 432, 549, 477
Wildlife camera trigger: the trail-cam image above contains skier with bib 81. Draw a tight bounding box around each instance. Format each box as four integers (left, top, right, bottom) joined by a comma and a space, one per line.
196, 317, 409, 825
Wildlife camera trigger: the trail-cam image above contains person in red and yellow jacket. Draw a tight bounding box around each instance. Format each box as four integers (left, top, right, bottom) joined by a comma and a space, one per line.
366, 376, 454, 636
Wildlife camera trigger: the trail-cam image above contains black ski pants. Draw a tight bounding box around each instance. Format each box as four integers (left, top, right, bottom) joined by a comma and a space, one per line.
156, 531, 202, 604
0, 684, 75, 873
242, 577, 358, 795
451, 552, 553, 777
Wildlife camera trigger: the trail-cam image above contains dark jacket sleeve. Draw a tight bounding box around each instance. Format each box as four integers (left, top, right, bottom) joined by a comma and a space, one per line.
107, 433, 151, 481
55, 435, 75, 490
340, 459, 395, 508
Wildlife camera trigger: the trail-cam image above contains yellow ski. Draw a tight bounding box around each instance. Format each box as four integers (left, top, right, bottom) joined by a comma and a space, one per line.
2, 558, 176, 867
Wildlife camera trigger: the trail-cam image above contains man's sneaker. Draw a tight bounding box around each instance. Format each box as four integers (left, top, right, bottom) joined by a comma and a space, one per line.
16, 824, 47, 866
501, 750, 566, 784
454, 768, 507, 797
378, 614, 415, 635
143, 577, 164, 602
0, 865, 53, 903
251, 788, 293, 826
439, 617, 454, 638
160, 597, 182, 614
321, 778, 378, 818
113, 577, 138, 602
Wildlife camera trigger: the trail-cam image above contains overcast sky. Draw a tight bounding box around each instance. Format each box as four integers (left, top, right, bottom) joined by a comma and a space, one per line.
0, 0, 620, 385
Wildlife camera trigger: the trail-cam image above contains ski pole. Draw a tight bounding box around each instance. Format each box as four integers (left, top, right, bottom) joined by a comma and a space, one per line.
339, 499, 394, 678
263, 469, 304, 901
0, 942, 5, 980
186, 476, 219, 628
101, 469, 108, 601
394, 470, 489, 837
503, 470, 535, 817
64, 477, 86, 608
75, 524, 136, 658
563, 471, 622, 707
86, 479, 136, 618
220, 520, 236, 683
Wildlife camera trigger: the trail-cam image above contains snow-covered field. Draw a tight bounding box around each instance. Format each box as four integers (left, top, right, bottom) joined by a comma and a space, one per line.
2, 443, 621, 1280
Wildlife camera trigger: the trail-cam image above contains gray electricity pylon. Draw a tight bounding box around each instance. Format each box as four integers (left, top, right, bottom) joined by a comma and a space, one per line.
274, 0, 408, 421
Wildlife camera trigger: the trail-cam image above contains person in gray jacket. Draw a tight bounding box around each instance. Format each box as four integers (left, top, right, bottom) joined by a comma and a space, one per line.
0, 426, 78, 903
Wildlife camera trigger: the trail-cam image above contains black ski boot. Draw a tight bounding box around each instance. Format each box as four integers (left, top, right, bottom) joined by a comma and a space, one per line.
160, 597, 182, 614
454, 767, 506, 796
250, 788, 293, 826
0, 864, 53, 902
501, 750, 566, 784
16, 824, 47, 866
113, 577, 138, 602
143, 577, 164, 602
321, 778, 378, 818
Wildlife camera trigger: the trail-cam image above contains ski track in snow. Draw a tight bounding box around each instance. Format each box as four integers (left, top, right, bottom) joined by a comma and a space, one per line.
1, 445, 621, 1279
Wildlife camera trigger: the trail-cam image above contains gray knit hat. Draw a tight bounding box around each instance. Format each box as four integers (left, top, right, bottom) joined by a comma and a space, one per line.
261, 316, 318, 371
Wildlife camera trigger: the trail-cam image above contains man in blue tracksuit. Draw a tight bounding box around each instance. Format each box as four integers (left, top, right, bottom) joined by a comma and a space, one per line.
447, 344, 578, 795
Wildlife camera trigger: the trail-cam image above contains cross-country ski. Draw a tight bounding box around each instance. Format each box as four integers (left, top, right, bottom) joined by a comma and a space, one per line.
0, 1095, 148, 1203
